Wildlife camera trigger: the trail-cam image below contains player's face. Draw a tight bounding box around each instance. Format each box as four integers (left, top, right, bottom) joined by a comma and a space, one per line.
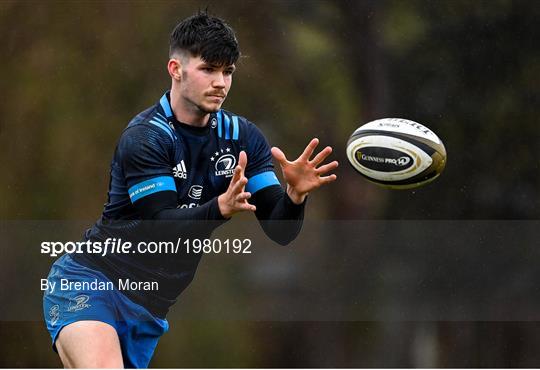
180, 56, 235, 114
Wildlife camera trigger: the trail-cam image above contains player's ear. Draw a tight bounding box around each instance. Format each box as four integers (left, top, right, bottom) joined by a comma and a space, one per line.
167, 58, 182, 81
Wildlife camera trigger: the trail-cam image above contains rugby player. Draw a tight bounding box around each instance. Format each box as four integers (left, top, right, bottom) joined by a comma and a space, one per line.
43, 11, 338, 368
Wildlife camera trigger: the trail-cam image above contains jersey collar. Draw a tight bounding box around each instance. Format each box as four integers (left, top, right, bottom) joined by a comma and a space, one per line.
159, 91, 174, 119
158, 90, 219, 133
159, 91, 218, 136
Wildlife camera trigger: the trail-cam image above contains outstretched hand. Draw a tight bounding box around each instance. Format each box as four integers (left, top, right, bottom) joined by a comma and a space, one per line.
218, 151, 256, 218
271, 138, 338, 204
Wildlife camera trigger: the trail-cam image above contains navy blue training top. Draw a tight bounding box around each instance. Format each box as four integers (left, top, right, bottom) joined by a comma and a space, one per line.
73, 91, 303, 317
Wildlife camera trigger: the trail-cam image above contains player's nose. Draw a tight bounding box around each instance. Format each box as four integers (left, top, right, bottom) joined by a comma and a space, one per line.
212, 72, 226, 88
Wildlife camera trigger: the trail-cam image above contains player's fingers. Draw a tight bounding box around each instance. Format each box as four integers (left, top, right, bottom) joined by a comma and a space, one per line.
236, 192, 251, 201
319, 174, 337, 184
239, 202, 256, 212
232, 152, 248, 183
299, 138, 319, 161
310, 146, 333, 166
316, 161, 339, 175
230, 165, 243, 186
271, 147, 288, 165
238, 151, 247, 171
231, 176, 248, 194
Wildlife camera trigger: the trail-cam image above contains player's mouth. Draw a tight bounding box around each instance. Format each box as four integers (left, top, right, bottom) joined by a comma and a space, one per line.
207, 94, 226, 103
206, 90, 226, 97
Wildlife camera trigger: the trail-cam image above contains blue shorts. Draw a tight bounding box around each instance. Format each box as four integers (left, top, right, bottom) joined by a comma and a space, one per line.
42, 254, 169, 368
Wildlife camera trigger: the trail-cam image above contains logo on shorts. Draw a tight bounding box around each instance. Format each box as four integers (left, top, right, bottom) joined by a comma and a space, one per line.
49, 304, 60, 326
67, 295, 91, 312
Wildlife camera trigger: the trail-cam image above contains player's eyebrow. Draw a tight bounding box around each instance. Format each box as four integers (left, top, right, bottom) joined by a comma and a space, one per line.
202, 62, 236, 71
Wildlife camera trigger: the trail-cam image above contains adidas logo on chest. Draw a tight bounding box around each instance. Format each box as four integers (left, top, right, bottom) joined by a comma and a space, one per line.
173, 160, 187, 179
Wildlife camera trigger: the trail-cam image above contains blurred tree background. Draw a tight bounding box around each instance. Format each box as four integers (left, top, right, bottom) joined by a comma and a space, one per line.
0, 0, 538, 367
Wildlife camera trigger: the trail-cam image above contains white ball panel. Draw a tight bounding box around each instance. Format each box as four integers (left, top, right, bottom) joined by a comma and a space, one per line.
354, 118, 442, 145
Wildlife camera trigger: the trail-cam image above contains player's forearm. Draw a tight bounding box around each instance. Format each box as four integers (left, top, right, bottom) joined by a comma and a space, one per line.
155, 198, 229, 238
253, 185, 306, 246
134, 192, 228, 237
153, 197, 226, 221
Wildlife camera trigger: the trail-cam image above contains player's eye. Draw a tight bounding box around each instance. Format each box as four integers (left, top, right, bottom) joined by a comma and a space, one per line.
224, 69, 234, 76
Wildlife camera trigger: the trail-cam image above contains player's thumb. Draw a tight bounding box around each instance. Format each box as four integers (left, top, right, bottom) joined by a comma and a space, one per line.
271, 147, 287, 165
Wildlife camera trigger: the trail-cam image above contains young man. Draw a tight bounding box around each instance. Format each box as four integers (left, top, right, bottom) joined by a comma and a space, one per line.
43, 12, 338, 368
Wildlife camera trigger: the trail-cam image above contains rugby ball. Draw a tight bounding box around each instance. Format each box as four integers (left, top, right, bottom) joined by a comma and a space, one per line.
346, 118, 446, 189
